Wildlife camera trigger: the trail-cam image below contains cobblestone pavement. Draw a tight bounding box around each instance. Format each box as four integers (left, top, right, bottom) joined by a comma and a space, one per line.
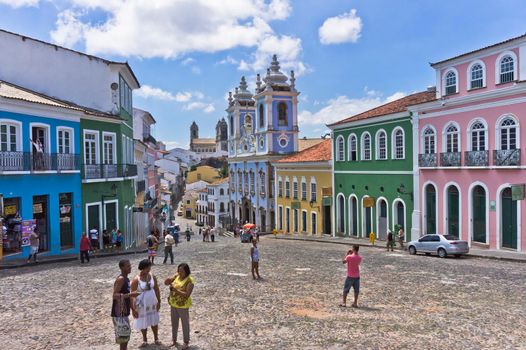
1, 236, 526, 350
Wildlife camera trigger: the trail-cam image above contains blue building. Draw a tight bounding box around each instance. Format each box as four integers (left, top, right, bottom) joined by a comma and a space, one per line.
0, 81, 82, 260
227, 55, 300, 231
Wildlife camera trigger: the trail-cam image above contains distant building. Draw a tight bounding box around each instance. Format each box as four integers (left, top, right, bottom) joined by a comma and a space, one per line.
186, 165, 220, 184
189, 119, 228, 157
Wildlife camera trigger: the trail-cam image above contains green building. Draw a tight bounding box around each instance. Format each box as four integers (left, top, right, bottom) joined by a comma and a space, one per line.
328, 91, 435, 241
81, 69, 140, 250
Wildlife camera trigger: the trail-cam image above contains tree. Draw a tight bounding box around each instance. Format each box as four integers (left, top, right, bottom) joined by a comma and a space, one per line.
218, 163, 229, 178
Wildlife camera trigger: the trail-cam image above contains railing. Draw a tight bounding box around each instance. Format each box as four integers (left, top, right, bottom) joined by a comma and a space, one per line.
493, 149, 521, 166
465, 150, 489, 166
440, 152, 461, 167
418, 153, 437, 167
82, 163, 138, 179
0, 152, 80, 172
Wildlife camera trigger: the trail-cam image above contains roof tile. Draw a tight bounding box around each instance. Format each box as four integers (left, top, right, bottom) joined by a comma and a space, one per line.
277, 139, 331, 163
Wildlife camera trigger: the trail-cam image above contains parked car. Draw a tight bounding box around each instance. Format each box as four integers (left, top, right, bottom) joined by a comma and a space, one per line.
407, 234, 469, 258
177, 209, 183, 216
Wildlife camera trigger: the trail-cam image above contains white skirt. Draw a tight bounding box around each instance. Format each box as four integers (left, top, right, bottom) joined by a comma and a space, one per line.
132, 290, 160, 330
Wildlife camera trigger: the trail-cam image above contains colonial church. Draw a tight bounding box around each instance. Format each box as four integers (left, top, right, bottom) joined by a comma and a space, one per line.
189, 119, 228, 156
227, 55, 300, 231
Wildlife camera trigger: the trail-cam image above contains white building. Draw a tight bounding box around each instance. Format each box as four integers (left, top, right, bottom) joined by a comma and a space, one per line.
207, 177, 229, 228
196, 189, 208, 226
165, 147, 201, 167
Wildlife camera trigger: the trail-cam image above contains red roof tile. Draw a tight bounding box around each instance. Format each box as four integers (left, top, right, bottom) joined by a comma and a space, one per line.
276, 139, 331, 163
328, 90, 436, 127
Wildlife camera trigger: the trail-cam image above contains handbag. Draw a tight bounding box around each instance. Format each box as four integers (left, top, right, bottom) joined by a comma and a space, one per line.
113, 294, 131, 341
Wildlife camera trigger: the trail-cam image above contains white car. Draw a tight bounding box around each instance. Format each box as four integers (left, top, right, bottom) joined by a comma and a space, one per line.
407, 234, 469, 258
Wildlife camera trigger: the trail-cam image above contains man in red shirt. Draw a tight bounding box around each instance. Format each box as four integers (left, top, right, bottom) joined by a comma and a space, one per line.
80, 232, 92, 264
340, 245, 362, 308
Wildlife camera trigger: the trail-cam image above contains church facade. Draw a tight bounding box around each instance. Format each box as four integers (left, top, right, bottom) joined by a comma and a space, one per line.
227, 55, 299, 231
189, 119, 228, 157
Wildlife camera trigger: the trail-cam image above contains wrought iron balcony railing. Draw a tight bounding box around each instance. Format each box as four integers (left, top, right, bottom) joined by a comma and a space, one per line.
82, 163, 138, 179
465, 150, 489, 166
418, 153, 437, 167
0, 152, 80, 172
493, 149, 521, 166
440, 152, 461, 167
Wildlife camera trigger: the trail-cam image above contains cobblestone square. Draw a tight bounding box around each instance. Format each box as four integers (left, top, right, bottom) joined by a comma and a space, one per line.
1, 236, 525, 350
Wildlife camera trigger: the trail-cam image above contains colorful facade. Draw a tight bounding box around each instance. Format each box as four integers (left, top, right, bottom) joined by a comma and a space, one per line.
0, 82, 82, 260
227, 55, 300, 231
186, 165, 219, 184
409, 34, 526, 252
274, 140, 332, 236
329, 92, 435, 241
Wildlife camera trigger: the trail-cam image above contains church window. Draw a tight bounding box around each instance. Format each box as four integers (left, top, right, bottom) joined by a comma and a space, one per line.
230, 116, 234, 136
278, 102, 288, 127
259, 104, 264, 128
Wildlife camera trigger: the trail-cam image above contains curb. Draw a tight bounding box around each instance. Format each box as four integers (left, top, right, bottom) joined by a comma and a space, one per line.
0, 249, 148, 270
273, 236, 526, 263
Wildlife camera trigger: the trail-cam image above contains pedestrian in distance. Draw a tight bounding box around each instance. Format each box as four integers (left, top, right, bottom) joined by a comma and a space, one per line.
198, 227, 202, 236
369, 231, 376, 246
164, 230, 175, 264
90, 226, 99, 251
398, 227, 405, 250
185, 228, 191, 242
26, 226, 40, 263
116, 230, 124, 251
131, 259, 161, 348
112, 259, 140, 350
79, 232, 91, 263
103, 229, 111, 250
210, 227, 215, 242
340, 245, 362, 308
250, 239, 261, 280
165, 263, 195, 350
386, 230, 395, 252
146, 231, 159, 265
111, 228, 118, 251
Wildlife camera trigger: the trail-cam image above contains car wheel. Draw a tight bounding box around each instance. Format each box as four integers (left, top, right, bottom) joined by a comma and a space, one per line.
408, 246, 416, 255
438, 248, 447, 258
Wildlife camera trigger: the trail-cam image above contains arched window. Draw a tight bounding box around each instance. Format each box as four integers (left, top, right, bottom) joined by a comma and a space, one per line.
445, 70, 457, 95
376, 130, 387, 160
348, 134, 357, 161
260, 171, 266, 195
423, 127, 436, 154
310, 177, 317, 202
393, 128, 405, 159
361, 133, 371, 160
285, 177, 290, 198
220, 203, 225, 212
292, 177, 298, 199
445, 123, 459, 153
499, 117, 518, 150
500, 56, 515, 83
278, 102, 288, 126
259, 104, 264, 128
470, 63, 484, 89
220, 188, 225, 196
470, 121, 486, 151
336, 136, 344, 161
229, 115, 234, 135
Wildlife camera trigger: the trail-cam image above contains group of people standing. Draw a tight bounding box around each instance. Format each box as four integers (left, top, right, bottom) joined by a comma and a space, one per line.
112, 259, 195, 350
199, 226, 216, 242
78, 228, 125, 264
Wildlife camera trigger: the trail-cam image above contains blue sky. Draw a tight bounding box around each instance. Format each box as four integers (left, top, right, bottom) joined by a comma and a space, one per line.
1, 0, 526, 149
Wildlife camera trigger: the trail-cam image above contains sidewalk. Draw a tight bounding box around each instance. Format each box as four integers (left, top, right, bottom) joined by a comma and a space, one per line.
0, 248, 148, 270
274, 233, 526, 263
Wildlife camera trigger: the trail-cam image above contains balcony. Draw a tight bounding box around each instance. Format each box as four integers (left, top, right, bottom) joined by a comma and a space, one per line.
82, 163, 138, 180
493, 149, 521, 166
0, 152, 80, 172
143, 132, 157, 145
418, 153, 437, 167
465, 150, 489, 166
440, 152, 461, 167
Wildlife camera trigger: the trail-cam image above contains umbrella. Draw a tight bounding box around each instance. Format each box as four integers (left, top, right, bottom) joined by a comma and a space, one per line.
243, 223, 256, 229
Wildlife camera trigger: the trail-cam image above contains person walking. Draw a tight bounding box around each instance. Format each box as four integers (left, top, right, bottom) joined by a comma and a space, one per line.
386, 230, 395, 252
250, 239, 261, 280
398, 227, 405, 250
369, 231, 376, 246
116, 230, 124, 251
26, 226, 40, 263
340, 245, 362, 308
210, 227, 215, 243
165, 263, 195, 350
80, 232, 92, 263
164, 230, 175, 264
146, 231, 159, 265
90, 226, 99, 251
112, 259, 140, 350
131, 259, 161, 347
185, 228, 191, 242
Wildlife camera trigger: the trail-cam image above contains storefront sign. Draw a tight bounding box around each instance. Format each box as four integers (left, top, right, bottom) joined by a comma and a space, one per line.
363, 197, 375, 208
4, 205, 17, 216
322, 197, 332, 206
511, 184, 525, 201
291, 202, 300, 209
33, 203, 43, 214
21, 220, 36, 247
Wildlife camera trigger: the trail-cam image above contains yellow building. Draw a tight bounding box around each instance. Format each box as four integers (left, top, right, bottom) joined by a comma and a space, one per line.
186, 165, 220, 184
181, 190, 199, 219
273, 139, 333, 236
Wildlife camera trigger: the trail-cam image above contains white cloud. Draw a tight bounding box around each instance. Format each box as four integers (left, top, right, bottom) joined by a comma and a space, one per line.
135, 85, 206, 103
181, 57, 196, 66
319, 9, 362, 45
0, 0, 39, 8
163, 140, 181, 149
217, 56, 239, 65
299, 91, 407, 127
50, 10, 87, 47
184, 102, 215, 113
191, 66, 202, 75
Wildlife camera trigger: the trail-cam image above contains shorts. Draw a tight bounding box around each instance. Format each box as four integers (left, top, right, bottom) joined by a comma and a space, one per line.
30, 246, 39, 254
343, 277, 360, 295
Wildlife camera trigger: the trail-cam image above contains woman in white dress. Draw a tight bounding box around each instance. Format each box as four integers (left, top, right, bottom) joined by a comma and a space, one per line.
130, 259, 161, 347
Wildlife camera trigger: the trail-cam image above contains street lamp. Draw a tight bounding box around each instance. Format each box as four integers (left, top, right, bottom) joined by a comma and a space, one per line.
397, 183, 413, 201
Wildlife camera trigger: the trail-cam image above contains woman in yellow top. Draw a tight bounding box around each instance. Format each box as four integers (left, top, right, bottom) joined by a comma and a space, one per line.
164, 263, 194, 350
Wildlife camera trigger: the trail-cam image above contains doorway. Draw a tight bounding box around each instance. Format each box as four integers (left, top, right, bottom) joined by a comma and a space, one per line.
33, 195, 49, 252
447, 186, 460, 237
323, 204, 331, 235
425, 184, 436, 234
472, 185, 486, 243
105, 201, 117, 231
377, 199, 388, 240
501, 188, 517, 249
59, 193, 73, 249
350, 196, 358, 236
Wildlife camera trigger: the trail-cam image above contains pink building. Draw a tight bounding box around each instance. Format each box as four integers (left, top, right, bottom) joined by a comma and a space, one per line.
410, 34, 526, 252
